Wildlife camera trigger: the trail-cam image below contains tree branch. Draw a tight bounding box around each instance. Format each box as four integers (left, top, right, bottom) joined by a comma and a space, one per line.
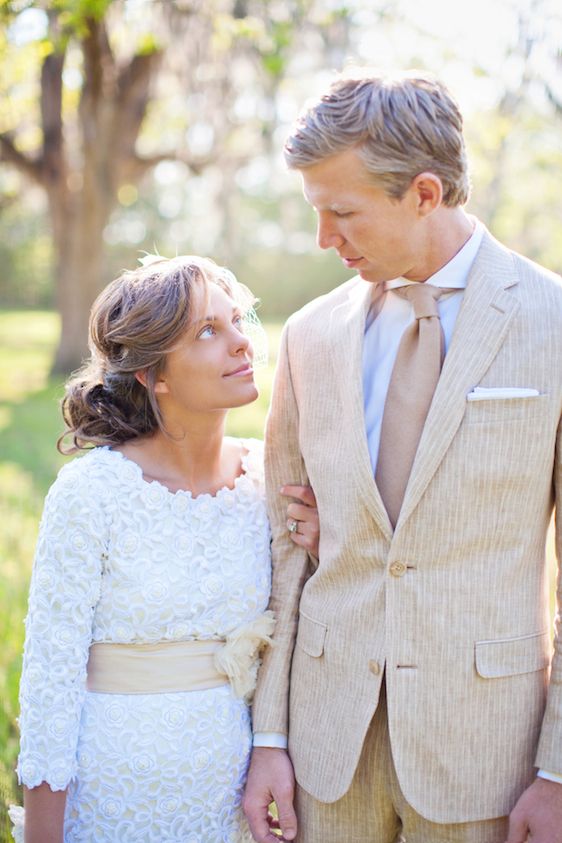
545, 85, 562, 115
112, 50, 161, 155
0, 134, 44, 186
40, 46, 66, 186
120, 152, 174, 181
120, 150, 215, 183
81, 15, 116, 105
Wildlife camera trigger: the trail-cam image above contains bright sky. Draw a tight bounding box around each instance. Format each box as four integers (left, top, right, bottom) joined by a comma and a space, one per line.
10, 0, 562, 117
304, 0, 562, 115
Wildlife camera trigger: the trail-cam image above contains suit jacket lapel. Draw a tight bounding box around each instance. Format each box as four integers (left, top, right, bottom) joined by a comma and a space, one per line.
328, 279, 393, 540
396, 231, 520, 530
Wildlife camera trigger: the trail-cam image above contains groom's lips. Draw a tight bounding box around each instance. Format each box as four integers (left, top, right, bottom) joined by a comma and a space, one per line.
341, 256, 363, 268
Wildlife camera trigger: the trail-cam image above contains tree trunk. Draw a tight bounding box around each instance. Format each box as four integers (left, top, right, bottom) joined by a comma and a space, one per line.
50, 186, 111, 375
47, 14, 158, 376
50, 227, 107, 376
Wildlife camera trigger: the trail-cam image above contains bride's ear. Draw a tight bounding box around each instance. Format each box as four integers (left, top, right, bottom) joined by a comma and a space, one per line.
135, 370, 168, 395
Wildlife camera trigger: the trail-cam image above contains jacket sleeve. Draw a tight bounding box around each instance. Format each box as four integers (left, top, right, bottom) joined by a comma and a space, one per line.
535, 411, 562, 774
16, 464, 107, 791
252, 321, 312, 734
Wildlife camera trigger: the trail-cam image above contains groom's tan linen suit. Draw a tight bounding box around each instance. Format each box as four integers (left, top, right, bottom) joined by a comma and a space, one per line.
252, 229, 562, 824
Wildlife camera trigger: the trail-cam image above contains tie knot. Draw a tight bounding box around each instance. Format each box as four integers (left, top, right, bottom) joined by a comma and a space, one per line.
399, 283, 442, 320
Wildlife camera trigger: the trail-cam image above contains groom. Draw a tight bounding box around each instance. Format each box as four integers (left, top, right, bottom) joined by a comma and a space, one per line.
243, 72, 562, 843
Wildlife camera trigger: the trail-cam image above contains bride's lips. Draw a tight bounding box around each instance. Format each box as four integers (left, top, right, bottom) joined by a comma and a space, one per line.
223, 362, 253, 377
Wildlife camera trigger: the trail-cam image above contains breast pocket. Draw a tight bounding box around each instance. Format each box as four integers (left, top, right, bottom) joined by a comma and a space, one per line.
452, 393, 554, 495
295, 612, 327, 658
475, 630, 551, 678
463, 394, 549, 425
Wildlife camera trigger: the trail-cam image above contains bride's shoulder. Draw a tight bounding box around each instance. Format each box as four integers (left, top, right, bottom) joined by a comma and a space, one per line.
241, 438, 264, 487
241, 437, 264, 458
47, 446, 129, 505
226, 436, 264, 484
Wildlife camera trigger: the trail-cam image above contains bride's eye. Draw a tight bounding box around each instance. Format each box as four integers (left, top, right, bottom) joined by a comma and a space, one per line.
198, 324, 216, 339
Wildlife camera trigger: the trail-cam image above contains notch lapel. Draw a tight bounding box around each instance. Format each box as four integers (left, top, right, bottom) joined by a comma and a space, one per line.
396, 233, 520, 530
328, 279, 394, 539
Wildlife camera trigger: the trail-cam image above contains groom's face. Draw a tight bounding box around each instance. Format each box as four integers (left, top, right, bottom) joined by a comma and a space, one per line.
301, 147, 426, 284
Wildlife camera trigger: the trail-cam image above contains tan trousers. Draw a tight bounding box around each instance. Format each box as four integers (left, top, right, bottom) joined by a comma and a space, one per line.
295, 685, 508, 843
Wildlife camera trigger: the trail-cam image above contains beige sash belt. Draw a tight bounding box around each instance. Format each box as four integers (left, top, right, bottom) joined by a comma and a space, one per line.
86, 610, 275, 701
87, 639, 228, 695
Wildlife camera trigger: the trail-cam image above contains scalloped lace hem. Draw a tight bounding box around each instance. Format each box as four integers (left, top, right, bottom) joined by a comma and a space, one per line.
16, 767, 73, 792
8, 805, 24, 843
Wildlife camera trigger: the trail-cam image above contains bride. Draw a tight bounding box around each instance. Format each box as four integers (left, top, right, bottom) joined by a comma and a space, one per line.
13, 255, 319, 842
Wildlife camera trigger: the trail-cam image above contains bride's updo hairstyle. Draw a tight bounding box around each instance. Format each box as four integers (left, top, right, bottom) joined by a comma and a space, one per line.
58, 255, 254, 454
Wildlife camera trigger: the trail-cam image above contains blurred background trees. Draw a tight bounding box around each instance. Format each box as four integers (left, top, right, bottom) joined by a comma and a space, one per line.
1, 0, 561, 373
1, 0, 358, 371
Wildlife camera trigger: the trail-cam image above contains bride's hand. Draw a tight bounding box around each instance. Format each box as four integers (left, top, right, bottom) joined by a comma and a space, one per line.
281, 485, 320, 558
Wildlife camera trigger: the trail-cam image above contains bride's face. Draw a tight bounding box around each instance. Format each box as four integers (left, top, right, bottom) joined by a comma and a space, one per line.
154, 283, 258, 417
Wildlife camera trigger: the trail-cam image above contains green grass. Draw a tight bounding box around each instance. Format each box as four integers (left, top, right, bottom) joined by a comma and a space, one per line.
0, 312, 66, 838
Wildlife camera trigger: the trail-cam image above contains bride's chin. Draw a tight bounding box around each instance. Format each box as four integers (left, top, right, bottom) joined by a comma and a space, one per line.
243, 385, 260, 406
222, 389, 259, 411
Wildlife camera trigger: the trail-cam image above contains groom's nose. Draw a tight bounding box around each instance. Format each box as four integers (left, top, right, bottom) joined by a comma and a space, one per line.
316, 214, 344, 250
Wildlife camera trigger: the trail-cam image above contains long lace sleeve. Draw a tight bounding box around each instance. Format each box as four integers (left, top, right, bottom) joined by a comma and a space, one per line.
16, 460, 108, 790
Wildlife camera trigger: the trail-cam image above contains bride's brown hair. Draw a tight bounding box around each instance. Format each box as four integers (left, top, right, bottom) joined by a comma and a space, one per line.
58, 256, 241, 454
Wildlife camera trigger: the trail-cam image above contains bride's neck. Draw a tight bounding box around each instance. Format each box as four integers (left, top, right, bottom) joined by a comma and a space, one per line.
118, 414, 236, 496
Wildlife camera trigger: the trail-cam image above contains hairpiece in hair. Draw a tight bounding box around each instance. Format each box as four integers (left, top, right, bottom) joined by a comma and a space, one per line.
241, 305, 268, 369
138, 250, 164, 268
218, 267, 268, 369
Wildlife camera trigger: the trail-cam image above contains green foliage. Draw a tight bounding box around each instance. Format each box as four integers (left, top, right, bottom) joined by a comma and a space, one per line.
136, 31, 159, 57
233, 248, 348, 320
260, 20, 293, 79
0, 0, 35, 24
212, 5, 305, 79
0, 311, 66, 819
0, 200, 53, 307
56, 0, 113, 30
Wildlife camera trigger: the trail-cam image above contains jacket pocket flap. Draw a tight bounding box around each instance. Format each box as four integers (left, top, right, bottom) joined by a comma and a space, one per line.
296, 612, 327, 658
475, 631, 551, 678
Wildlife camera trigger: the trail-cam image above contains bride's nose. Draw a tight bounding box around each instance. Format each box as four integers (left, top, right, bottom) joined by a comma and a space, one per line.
230, 326, 250, 355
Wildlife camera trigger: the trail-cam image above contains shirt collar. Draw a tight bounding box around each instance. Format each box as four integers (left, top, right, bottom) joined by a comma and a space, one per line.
385, 219, 484, 292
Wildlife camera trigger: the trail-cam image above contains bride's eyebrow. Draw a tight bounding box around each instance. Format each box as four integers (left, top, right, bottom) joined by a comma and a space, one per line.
194, 305, 241, 325
191, 313, 218, 325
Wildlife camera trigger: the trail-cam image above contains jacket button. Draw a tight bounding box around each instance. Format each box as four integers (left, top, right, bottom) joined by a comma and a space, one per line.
368, 660, 381, 675
389, 561, 407, 577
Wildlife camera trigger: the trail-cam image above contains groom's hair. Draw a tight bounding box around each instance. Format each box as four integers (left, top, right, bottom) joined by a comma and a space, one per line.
284, 70, 470, 207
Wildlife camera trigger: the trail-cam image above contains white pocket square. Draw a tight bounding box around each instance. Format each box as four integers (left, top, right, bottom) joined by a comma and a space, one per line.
467, 387, 540, 402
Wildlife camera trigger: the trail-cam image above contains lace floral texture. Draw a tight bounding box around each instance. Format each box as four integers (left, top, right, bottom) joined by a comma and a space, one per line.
15, 439, 270, 842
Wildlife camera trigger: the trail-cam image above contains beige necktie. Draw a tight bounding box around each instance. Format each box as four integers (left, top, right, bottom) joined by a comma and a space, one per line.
375, 284, 448, 527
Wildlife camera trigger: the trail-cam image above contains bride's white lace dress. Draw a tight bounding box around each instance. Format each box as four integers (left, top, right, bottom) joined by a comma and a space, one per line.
16, 439, 270, 842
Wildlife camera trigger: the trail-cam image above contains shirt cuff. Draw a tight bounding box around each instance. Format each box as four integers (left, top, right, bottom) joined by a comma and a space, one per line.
537, 769, 562, 784
253, 732, 288, 749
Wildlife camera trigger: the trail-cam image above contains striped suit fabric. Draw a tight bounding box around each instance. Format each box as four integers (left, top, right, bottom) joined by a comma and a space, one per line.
252, 229, 562, 826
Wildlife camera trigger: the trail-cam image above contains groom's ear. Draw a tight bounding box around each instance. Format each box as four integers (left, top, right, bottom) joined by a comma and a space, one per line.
411, 172, 443, 216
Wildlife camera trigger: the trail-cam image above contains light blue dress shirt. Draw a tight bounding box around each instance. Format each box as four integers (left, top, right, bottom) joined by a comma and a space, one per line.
362, 222, 484, 472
